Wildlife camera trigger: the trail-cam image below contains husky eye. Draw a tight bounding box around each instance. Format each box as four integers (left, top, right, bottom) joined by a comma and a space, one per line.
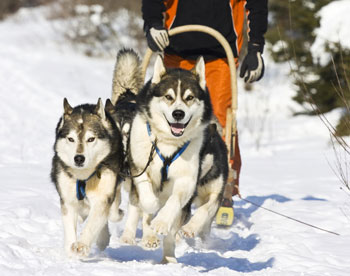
186, 95, 194, 101
165, 95, 173, 101
67, 137, 74, 143
87, 137, 95, 143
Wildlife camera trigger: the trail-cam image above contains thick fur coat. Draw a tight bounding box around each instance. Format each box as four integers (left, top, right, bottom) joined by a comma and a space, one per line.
51, 98, 124, 258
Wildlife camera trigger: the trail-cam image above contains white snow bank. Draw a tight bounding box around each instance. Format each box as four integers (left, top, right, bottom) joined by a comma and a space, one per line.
311, 0, 350, 65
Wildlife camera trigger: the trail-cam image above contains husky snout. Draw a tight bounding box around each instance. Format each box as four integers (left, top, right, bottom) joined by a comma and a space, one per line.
172, 109, 185, 121
74, 154, 85, 167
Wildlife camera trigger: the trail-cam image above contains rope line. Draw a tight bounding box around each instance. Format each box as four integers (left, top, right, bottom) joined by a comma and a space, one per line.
239, 196, 340, 236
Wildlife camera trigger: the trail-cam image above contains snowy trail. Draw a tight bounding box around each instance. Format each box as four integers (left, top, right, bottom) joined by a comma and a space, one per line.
0, 7, 350, 276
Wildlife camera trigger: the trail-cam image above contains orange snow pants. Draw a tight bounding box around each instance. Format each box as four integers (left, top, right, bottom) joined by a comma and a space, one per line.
164, 54, 242, 190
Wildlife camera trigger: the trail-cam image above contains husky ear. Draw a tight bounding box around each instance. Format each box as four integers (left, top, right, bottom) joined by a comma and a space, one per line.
151, 55, 166, 84
192, 56, 206, 90
105, 98, 115, 115
95, 98, 106, 120
60, 98, 73, 129
63, 98, 73, 115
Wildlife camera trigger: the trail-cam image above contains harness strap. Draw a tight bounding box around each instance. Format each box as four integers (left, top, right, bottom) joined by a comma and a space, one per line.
147, 122, 190, 183
76, 171, 96, 201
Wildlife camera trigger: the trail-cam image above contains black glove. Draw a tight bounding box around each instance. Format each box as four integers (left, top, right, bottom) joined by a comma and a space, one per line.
145, 25, 169, 52
239, 43, 265, 83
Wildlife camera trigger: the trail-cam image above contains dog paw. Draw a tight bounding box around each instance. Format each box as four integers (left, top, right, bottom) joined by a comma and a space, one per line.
151, 219, 169, 236
71, 242, 90, 258
179, 224, 196, 238
141, 235, 161, 250
120, 235, 136, 245
161, 256, 178, 264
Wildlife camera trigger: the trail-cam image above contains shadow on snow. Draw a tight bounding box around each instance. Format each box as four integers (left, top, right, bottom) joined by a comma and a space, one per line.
105, 245, 162, 263
103, 194, 295, 271
178, 252, 274, 273
234, 193, 291, 226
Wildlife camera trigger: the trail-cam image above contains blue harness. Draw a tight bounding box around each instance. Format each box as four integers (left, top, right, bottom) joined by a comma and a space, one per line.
76, 171, 96, 200
146, 122, 190, 184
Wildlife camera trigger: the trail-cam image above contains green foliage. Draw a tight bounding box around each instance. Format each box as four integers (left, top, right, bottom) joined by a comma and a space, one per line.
266, 0, 327, 64
294, 43, 350, 113
266, 0, 350, 136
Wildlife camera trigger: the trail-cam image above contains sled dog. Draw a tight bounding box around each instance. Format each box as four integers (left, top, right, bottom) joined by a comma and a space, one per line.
51, 98, 124, 258
106, 49, 143, 169
120, 53, 228, 263
105, 49, 151, 246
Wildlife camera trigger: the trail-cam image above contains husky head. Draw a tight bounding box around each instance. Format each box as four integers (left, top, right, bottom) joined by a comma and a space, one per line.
54, 98, 119, 171
139, 55, 212, 140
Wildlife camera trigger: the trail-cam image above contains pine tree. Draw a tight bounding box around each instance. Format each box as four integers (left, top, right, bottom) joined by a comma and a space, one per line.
266, 0, 350, 136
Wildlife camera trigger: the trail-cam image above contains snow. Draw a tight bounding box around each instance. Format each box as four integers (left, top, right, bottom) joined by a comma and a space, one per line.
1, 6, 350, 276
311, 0, 350, 65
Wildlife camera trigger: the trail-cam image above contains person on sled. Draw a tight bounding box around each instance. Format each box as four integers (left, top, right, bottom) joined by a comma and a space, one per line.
141, 0, 268, 221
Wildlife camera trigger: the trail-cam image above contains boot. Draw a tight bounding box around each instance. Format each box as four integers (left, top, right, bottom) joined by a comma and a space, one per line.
216, 167, 237, 226
216, 135, 241, 226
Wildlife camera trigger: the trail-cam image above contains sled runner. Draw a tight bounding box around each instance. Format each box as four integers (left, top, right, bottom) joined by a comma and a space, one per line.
141, 25, 238, 227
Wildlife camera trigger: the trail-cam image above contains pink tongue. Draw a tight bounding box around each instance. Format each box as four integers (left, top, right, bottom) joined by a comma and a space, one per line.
171, 123, 184, 134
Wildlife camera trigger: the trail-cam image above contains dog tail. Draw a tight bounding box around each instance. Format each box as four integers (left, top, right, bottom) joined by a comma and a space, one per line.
111, 48, 143, 104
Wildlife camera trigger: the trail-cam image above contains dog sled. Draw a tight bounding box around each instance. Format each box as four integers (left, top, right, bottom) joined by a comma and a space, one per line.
141, 25, 238, 227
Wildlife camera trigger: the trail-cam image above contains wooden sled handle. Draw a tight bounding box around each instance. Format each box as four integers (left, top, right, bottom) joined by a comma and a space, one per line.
141, 24, 238, 160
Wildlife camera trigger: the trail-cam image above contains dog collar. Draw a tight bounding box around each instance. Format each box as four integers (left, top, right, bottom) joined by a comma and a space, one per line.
146, 122, 190, 185
76, 171, 96, 200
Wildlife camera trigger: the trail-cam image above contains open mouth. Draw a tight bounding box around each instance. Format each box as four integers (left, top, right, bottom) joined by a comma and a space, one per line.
166, 118, 191, 137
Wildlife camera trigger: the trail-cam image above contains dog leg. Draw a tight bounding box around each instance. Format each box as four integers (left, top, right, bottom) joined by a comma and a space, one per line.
151, 177, 196, 236
96, 223, 110, 251
61, 203, 78, 256
134, 177, 160, 214
120, 202, 140, 245
71, 170, 116, 257
161, 234, 177, 264
72, 198, 110, 257
108, 184, 124, 222
141, 213, 160, 249
198, 218, 212, 241
180, 192, 220, 238
161, 213, 183, 264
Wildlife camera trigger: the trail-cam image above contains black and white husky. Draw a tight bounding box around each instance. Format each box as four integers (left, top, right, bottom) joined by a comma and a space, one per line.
51, 98, 124, 258
112, 49, 228, 263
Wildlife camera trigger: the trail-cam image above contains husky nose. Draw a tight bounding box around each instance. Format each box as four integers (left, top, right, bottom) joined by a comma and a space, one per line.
172, 110, 185, 121
74, 155, 85, 166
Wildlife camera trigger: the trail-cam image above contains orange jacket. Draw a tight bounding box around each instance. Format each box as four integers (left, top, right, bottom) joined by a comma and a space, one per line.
142, 0, 268, 60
